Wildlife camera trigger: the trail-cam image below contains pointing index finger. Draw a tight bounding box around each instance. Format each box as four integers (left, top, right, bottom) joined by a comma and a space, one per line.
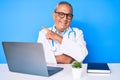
42, 26, 49, 32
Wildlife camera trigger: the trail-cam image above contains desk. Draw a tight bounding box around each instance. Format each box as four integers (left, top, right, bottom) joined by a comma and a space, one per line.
0, 63, 120, 80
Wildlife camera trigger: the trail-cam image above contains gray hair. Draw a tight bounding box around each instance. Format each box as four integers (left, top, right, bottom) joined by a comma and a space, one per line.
54, 1, 73, 14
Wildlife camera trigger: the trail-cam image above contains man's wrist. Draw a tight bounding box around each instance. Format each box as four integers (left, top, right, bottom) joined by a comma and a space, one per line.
55, 35, 63, 44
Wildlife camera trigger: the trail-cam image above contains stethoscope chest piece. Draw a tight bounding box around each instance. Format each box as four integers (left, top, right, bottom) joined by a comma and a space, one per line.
51, 46, 56, 52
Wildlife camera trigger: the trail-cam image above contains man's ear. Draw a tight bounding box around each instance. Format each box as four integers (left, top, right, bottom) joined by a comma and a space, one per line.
52, 13, 56, 20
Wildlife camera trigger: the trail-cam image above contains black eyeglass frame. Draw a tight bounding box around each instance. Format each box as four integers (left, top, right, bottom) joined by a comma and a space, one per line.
54, 11, 73, 20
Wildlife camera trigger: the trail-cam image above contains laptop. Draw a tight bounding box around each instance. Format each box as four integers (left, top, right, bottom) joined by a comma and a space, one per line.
2, 42, 63, 77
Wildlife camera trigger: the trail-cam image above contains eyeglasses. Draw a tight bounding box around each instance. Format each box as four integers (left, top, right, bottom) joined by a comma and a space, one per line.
54, 11, 73, 20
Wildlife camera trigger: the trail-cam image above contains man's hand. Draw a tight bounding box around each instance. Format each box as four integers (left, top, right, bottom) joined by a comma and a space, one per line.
42, 26, 63, 43
55, 54, 74, 64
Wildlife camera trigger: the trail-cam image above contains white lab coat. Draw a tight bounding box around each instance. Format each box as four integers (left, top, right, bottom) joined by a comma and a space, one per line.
37, 26, 88, 64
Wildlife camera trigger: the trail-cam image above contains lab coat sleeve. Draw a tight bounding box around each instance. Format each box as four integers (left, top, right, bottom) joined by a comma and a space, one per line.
60, 29, 88, 62
37, 29, 46, 43
37, 29, 57, 64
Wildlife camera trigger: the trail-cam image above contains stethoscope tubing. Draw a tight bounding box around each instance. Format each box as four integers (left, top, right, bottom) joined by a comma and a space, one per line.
51, 27, 76, 52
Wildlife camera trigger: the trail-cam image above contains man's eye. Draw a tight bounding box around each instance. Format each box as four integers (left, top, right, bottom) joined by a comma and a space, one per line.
68, 15, 72, 17
59, 13, 64, 16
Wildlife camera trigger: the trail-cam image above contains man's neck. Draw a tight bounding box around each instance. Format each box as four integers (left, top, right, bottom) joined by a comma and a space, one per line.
55, 29, 66, 36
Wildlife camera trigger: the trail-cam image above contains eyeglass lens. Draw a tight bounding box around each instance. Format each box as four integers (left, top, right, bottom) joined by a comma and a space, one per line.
55, 11, 73, 20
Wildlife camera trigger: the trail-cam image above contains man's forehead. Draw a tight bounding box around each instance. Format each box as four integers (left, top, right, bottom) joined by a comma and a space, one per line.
56, 4, 72, 13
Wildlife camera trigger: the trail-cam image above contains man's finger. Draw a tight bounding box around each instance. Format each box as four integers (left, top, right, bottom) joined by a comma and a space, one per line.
42, 26, 50, 32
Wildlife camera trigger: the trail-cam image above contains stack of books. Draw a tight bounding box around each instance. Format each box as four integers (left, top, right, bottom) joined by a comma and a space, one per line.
87, 63, 111, 76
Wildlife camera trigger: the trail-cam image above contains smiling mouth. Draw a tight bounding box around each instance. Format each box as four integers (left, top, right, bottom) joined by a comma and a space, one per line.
60, 20, 67, 25
60, 23, 67, 27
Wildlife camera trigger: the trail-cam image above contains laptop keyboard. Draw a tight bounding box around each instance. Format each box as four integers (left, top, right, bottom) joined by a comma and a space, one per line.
47, 66, 63, 76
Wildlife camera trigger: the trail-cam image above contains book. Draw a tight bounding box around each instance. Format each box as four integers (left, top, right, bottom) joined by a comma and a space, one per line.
87, 63, 111, 74
87, 72, 111, 76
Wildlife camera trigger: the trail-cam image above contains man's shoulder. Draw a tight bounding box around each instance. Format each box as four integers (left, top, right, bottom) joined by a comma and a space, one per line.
72, 27, 83, 33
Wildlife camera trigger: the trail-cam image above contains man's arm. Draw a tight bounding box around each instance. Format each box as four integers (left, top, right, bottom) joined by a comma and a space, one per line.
43, 26, 63, 43
55, 54, 74, 64
43, 27, 74, 64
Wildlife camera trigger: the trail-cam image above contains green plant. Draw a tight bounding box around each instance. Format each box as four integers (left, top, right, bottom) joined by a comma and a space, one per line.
72, 61, 82, 68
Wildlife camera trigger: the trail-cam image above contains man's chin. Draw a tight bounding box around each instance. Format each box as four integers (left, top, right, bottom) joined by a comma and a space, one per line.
60, 26, 66, 31
59, 24, 66, 28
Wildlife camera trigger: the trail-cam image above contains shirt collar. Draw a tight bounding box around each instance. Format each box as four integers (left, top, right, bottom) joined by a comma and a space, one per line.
52, 25, 70, 36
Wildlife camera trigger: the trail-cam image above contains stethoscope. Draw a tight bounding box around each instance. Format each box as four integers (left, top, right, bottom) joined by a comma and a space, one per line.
51, 26, 76, 52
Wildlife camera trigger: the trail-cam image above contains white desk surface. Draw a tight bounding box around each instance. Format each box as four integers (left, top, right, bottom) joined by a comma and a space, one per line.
0, 63, 120, 80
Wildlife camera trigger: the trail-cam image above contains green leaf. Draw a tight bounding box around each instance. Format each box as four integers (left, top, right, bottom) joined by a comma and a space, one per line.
72, 61, 82, 68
